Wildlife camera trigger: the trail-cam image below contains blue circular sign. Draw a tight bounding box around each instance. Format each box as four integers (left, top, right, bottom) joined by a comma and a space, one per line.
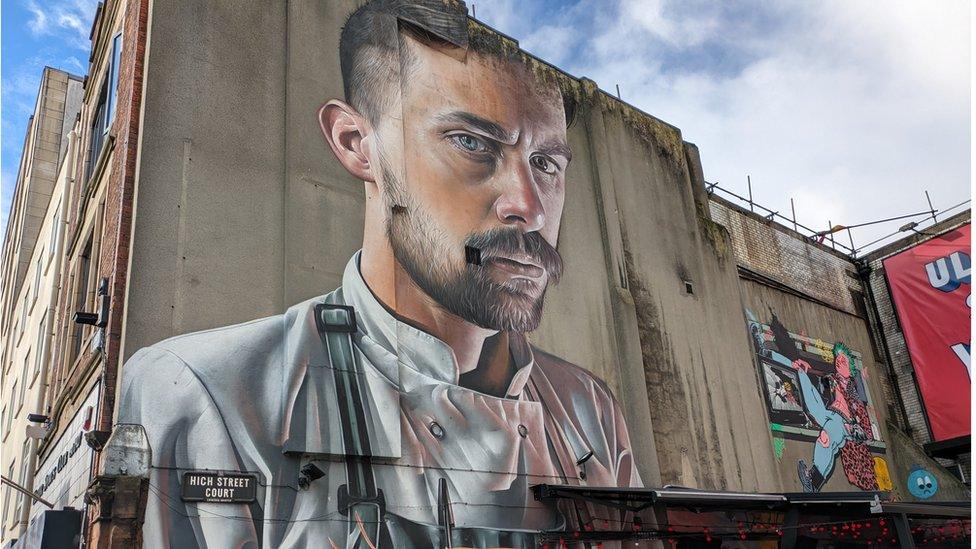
906, 467, 938, 499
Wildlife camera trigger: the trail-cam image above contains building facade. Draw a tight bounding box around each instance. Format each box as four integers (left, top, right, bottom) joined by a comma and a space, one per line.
0, 67, 82, 546
0, 0, 969, 547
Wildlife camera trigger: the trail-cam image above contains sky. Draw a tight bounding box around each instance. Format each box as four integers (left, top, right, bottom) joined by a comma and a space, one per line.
2, 0, 98, 232
474, 0, 971, 252
1, 0, 971, 252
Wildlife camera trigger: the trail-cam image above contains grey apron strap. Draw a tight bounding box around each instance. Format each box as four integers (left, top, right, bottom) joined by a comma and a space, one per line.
315, 303, 386, 548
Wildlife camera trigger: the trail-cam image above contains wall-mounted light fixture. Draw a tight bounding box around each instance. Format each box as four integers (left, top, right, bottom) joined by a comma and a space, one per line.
576, 449, 594, 480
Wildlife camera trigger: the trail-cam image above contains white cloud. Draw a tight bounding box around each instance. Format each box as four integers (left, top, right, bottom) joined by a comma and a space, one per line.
476, 0, 971, 252
622, 0, 719, 48
25, 0, 48, 35
23, 0, 99, 51
64, 56, 85, 74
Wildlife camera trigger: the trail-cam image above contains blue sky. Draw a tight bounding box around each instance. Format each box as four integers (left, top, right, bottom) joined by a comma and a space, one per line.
2, 0, 971, 250
2, 0, 98, 232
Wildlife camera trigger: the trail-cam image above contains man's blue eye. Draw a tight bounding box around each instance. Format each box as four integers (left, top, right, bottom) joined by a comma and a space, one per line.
453, 134, 485, 152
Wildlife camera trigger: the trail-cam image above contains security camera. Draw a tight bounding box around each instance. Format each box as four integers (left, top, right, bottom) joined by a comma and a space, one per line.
298, 463, 326, 490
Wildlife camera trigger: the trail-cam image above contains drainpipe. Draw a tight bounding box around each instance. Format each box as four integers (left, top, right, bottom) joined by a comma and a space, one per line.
856, 259, 912, 433
18, 128, 78, 533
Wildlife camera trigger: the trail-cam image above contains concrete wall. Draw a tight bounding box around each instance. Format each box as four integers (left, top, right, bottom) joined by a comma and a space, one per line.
122, 0, 786, 494
738, 277, 893, 494
709, 198, 914, 429
123, 1, 287, 353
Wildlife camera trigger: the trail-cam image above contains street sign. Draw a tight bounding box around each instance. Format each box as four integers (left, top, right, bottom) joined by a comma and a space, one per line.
180, 471, 258, 503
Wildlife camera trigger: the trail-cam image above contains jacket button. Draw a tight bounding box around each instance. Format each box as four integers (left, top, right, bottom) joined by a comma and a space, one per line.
429, 421, 445, 439
517, 424, 528, 438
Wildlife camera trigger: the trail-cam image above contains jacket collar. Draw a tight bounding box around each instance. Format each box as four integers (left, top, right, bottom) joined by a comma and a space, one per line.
341, 251, 535, 396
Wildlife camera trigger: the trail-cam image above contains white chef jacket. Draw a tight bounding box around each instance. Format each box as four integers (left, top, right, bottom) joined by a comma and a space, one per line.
120, 252, 642, 548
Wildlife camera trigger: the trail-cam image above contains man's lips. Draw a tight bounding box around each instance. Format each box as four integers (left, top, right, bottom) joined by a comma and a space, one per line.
483, 255, 545, 279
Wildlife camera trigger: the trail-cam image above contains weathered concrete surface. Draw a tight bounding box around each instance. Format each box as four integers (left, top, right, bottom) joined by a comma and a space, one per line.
575, 98, 780, 492
123, 2, 288, 355
884, 421, 970, 502
121, 0, 789, 494
737, 275, 969, 499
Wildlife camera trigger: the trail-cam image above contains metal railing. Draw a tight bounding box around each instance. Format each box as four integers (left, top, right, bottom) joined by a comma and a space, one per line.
705, 178, 971, 258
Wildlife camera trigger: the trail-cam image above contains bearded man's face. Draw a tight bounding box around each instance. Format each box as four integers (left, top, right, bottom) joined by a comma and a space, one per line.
376, 35, 570, 332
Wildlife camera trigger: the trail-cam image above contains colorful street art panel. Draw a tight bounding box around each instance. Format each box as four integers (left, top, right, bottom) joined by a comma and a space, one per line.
746, 310, 886, 493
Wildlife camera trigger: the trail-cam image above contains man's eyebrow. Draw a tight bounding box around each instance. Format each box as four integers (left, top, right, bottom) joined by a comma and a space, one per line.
437, 111, 517, 144
538, 141, 572, 162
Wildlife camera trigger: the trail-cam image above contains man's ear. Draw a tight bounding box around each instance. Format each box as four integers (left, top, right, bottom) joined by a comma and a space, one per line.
319, 99, 374, 182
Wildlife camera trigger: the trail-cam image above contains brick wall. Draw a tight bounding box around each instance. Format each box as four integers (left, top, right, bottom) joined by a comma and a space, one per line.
708, 196, 863, 315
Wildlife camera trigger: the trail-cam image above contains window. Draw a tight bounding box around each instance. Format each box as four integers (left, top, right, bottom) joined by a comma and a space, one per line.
0, 406, 5, 441
32, 256, 42, 305
86, 86, 108, 182
49, 207, 61, 263
17, 352, 28, 412
32, 317, 47, 386
19, 302, 26, 338
16, 439, 30, 521
106, 33, 122, 127
71, 238, 94, 363
2, 402, 9, 437
85, 33, 122, 183
3, 461, 13, 530
10, 380, 18, 416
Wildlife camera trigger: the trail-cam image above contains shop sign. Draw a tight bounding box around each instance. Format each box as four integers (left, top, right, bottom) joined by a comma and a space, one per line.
181, 471, 258, 503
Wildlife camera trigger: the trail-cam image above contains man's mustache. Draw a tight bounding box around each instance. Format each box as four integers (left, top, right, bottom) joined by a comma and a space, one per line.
465, 228, 563, 283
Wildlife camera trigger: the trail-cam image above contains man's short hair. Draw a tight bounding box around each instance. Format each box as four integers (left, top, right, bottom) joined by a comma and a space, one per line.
338, 0, 576, 126
339, 0, 469, 124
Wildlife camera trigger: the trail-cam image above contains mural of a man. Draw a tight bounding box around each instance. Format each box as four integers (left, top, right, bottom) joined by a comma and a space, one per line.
119, 1, 641, 547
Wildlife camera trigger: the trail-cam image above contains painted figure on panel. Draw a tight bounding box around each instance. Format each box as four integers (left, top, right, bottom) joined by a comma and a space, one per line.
119, 1, 641, 547
746, 310, 883, 493
790, 342, 875, 493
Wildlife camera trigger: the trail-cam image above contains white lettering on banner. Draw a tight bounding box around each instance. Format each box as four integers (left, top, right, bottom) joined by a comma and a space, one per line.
951, 343, 971, 378
925, 251, 971, 292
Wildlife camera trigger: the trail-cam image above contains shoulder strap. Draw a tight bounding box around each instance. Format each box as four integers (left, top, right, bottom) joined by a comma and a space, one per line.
315, 303, 386, 548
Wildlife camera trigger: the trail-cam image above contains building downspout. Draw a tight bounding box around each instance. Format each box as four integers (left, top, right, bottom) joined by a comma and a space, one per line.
18, 128, 78, 533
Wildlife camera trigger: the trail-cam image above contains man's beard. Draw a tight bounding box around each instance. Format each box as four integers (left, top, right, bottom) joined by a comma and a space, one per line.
379, 156, 563, 332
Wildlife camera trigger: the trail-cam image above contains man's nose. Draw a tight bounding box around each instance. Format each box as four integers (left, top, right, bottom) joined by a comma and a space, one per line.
493, 160, 545, 232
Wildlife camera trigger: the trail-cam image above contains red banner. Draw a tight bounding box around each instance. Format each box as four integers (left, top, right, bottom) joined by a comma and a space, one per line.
884, 223, 971, 442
